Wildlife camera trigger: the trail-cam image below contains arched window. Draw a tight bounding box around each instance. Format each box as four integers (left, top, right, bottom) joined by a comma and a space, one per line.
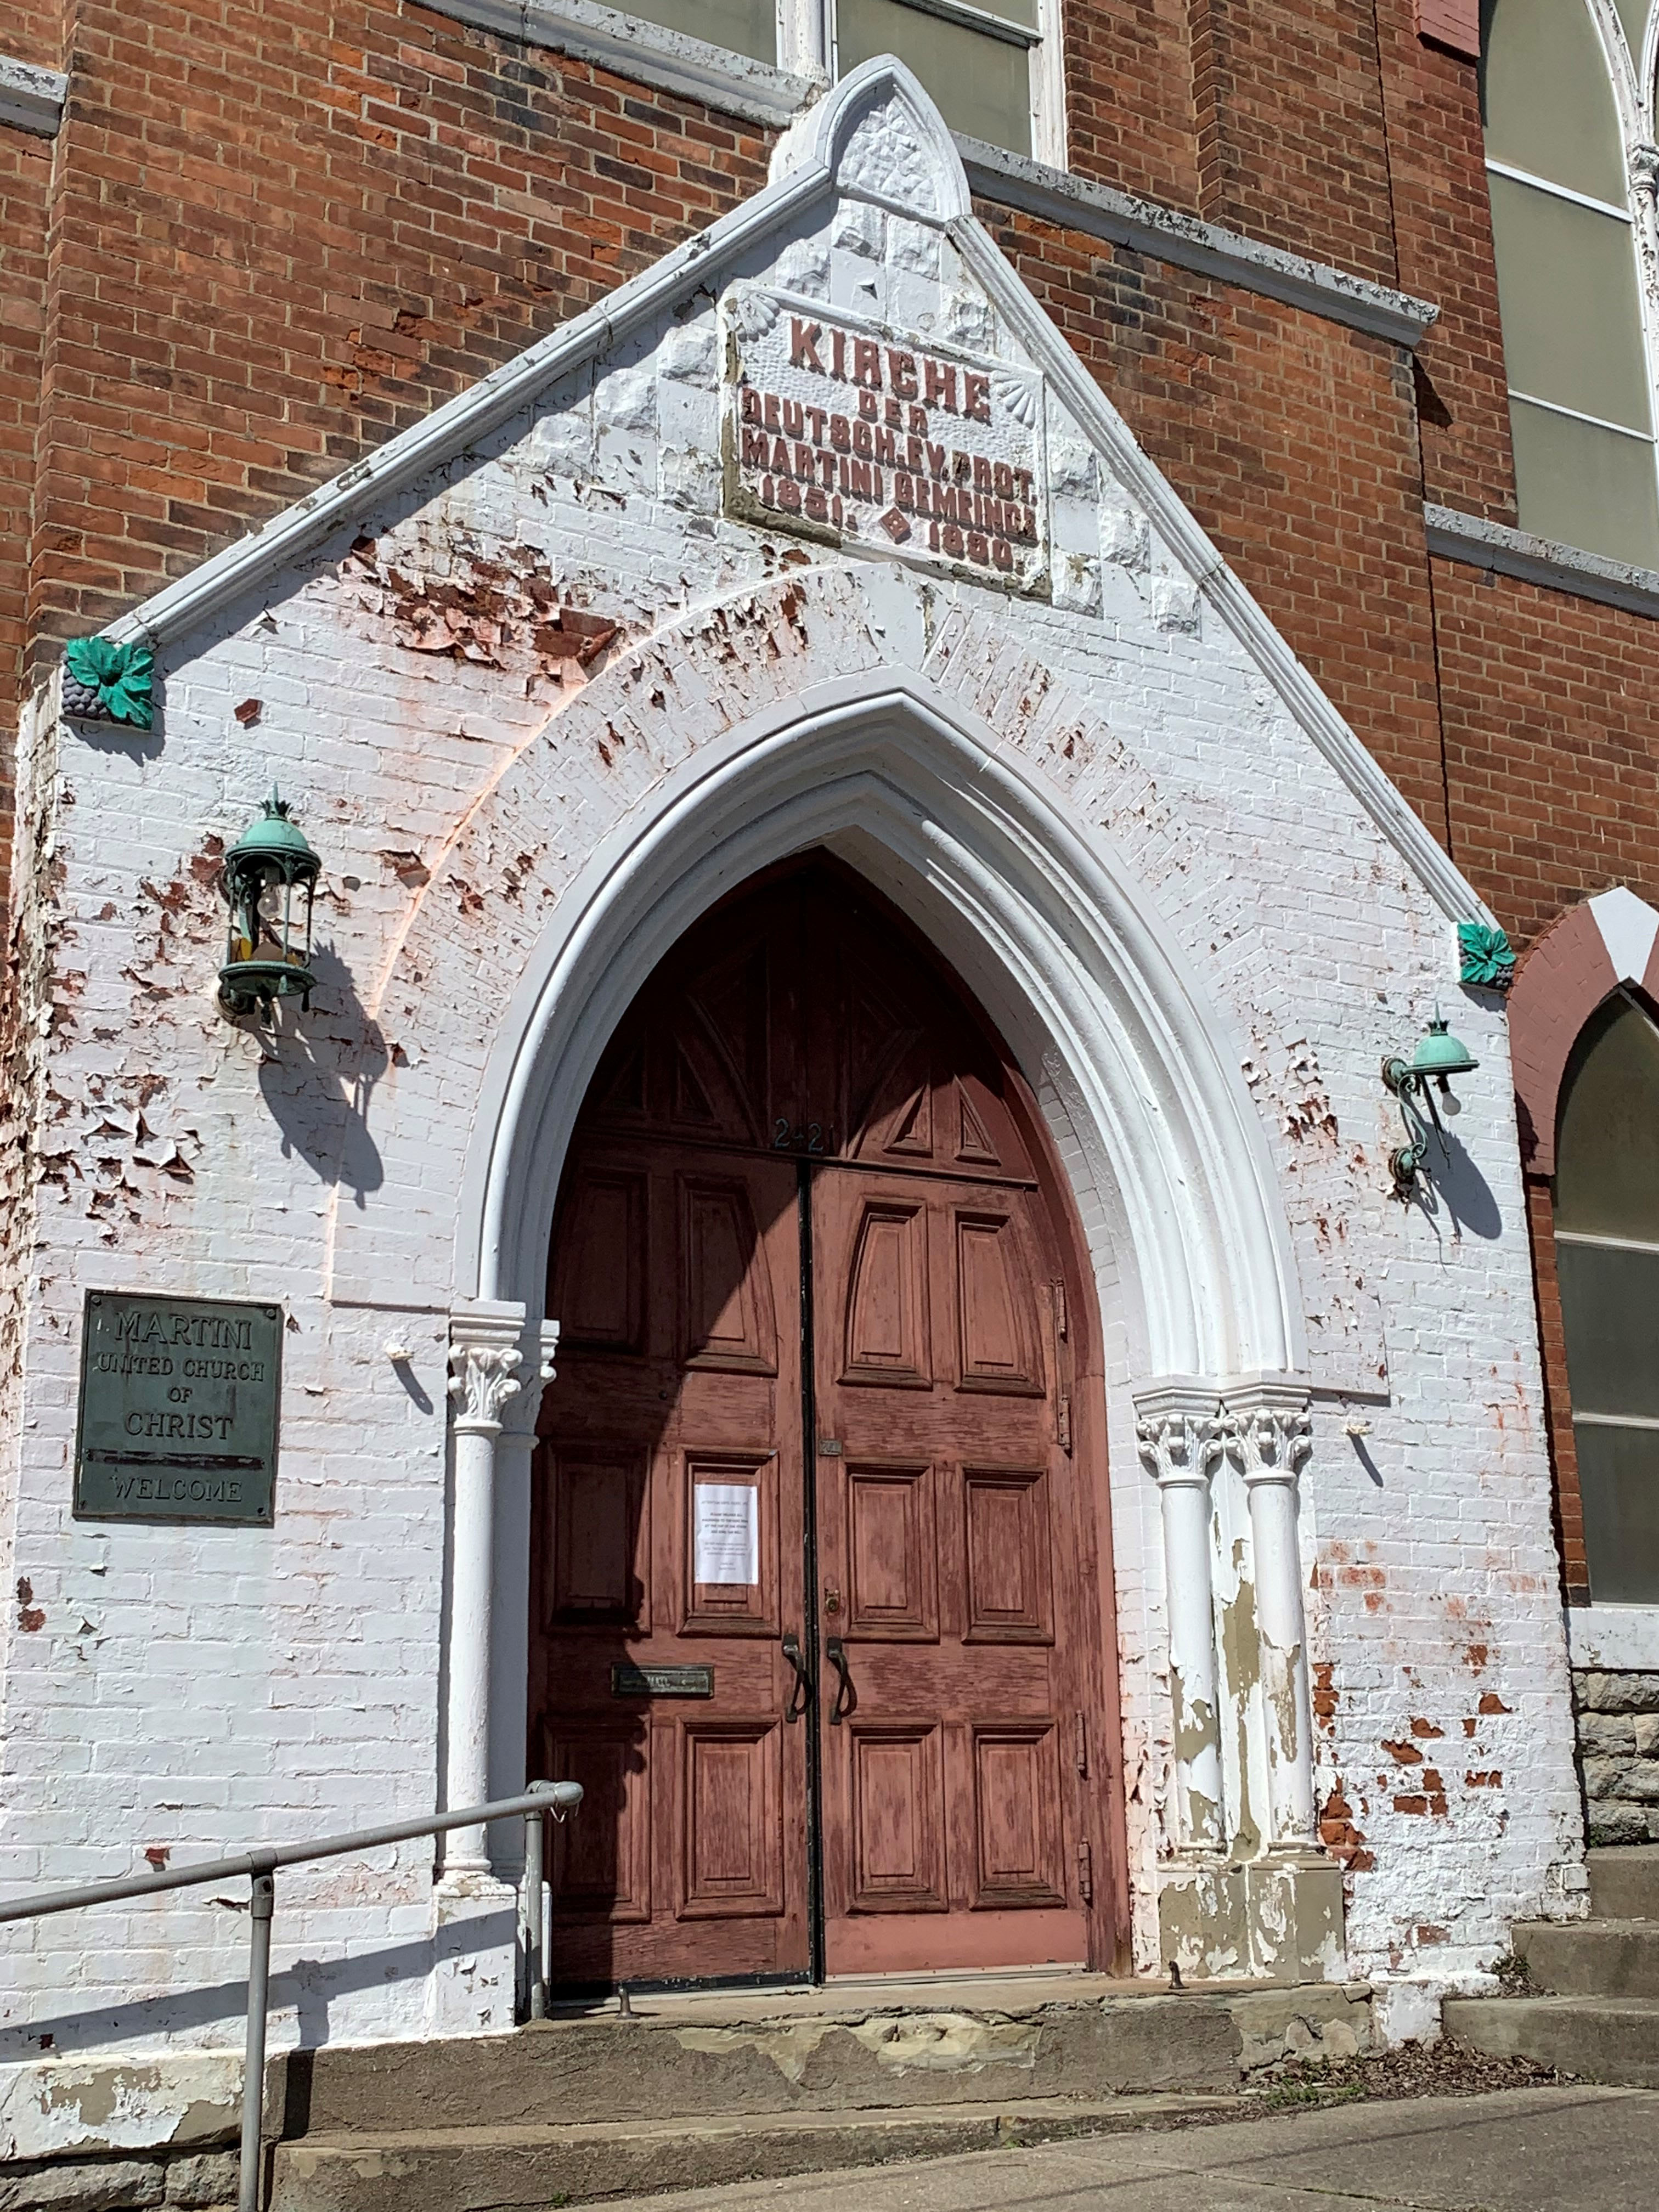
1555, 991, 1659, 1601
1482, 0, 1659, 567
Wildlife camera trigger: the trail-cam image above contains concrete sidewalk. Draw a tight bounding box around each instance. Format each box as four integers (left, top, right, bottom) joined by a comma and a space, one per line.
590, 2086, 1659, 2209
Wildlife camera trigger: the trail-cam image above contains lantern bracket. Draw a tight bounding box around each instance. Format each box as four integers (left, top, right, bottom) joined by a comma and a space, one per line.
217, 789, 320, 1019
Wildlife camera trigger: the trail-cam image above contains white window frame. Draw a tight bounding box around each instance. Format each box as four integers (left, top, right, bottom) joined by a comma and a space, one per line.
782, 0, 1067, 164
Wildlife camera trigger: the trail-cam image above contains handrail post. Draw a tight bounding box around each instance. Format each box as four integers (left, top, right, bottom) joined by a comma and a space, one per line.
522, 1799, 546, 2022
238, 1858, 276, 2212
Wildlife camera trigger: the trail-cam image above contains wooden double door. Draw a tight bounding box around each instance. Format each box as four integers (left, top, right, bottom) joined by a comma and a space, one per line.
530, 860, 1123, 1988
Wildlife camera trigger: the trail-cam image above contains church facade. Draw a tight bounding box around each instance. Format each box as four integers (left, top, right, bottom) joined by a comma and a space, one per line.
2, 0, 1652, 2150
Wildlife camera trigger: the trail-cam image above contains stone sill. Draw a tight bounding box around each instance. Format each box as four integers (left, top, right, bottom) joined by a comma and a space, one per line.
424, 1, 1439, 349
960, 138, 1436, 348
1425, 504, 1659, 622
0, 53, 67, 137
1567, 1604, 1659, 1673
431, 0, 821, 126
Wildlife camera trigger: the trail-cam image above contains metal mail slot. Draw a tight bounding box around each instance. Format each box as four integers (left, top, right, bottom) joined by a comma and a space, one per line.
611, 1663, 714, 1698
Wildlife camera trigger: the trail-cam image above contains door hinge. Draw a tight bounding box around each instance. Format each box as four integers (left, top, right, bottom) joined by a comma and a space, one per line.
1052, 1279, 1068, 1340
1075, 1711, 1088, 1778
1076, 1839, 1093, 1902
1056, 1393, 1071, 1453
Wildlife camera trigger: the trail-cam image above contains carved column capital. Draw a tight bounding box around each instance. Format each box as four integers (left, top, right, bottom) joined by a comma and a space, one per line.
1133, 1380, 1224, 1488
1217, 1378, 1313, 1488
1632, 140, 1659, 201
499, 1319, 560, 1442
448, 1301, 529, 1437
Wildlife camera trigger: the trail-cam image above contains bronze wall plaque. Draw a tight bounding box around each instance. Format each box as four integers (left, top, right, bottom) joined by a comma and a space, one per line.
611, 1663, 714, 1698
74, 1290, 283, 1526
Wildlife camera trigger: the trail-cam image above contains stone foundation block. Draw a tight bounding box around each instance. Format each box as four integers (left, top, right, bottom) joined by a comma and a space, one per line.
1578, 1713, 1638, 1756
0, 2158, 166, 2212
164, 2151, 239, 2207
1575, 1671, 1659, 1715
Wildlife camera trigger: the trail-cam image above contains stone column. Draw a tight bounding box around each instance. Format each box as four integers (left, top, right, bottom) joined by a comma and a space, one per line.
488, 1319, 561, 1874
444, 1301, 526, 1875
1223, 1382, 1316, 1848
1136, 1385, 1226, 1850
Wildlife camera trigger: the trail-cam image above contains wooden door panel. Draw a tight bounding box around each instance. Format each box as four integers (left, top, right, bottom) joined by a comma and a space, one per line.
679, 1719, 785, 1917
844, 1461, 938, 1641
954, 1209, 1046, 1396
961, 1466, 1053, 1644
534, 1145, 805, 1988
839, 1197, 932, 1387
847, 1722, 947, 1912
551, 1166, 647, 1355
679, 1176, 779, 1374
968, 1722, 1067, 1909
816, 1166, 1091, 1974
680, 1448, 779, 1637
547, 1445, 650, 1624
544, 1724, 652, 1923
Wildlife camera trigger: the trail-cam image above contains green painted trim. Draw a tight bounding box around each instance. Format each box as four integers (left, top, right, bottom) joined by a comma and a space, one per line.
63, 637, 156, 730
1458, 919, 1516, 989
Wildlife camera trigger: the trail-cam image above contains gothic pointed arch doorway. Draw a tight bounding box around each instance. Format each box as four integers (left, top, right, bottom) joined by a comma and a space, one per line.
531, 855, 1127, 1988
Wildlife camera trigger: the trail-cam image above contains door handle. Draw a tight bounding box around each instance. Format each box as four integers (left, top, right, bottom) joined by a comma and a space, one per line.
825, 1635, 855, 1726
781, 1632, 811, 1724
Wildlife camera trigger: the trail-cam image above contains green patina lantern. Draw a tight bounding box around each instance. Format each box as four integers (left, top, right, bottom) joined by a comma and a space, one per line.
1382, 1013, 1479, 1194
218, 789, 320, 1016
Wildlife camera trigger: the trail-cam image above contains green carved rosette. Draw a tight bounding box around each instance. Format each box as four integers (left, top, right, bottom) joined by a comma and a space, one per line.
63, 636, 156, 729
1457, 919, 1516, 990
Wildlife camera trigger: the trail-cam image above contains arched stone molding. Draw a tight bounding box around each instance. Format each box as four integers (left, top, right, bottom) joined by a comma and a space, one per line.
332, 573, 1306, 1393
1510, 887, 1659, 1174
332, 565, 1336, 1939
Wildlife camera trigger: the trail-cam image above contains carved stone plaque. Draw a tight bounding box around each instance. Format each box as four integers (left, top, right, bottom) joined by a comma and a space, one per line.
721, 285, 1048, 594
74, 1290, 283, 1526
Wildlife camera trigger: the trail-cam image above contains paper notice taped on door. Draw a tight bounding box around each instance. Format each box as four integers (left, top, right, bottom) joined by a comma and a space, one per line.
695, 1481, 759, 1586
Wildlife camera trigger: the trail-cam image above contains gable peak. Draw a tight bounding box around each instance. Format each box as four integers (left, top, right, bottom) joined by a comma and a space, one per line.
771, 57, 970, 226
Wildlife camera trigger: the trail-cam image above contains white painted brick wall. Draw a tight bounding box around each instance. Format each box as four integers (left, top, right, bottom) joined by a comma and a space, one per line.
0, 161, 1579, 2067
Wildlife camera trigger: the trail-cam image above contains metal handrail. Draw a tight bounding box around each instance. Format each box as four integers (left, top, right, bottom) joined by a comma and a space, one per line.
0, 1781, 582, 2212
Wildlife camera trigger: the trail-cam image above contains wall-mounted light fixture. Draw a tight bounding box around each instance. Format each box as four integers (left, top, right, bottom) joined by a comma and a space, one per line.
218, 789, 320, 1018
1382, 1013, 1478, 1196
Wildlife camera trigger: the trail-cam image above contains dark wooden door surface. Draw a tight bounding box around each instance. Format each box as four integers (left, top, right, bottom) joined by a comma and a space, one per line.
531, 858, 1119, 1989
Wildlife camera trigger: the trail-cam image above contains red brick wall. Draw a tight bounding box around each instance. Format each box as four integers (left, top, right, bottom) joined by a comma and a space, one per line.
20, 0, 770, 683
1527, 1178, 1587, 1602
980, 202, 1449, 847
1063, 0, 1201, 212
1430, 561, 1659, 946
5, 3, 65, 72
1187, 0, 1399, 289
0, 123, 53, 903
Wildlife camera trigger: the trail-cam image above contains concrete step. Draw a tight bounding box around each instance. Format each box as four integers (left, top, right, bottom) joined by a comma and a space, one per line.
1514, 1918, 1659, 1999
1588, 1845, 1659, 1920
267, 2091, 1242, 2211
1443, 1994, 1659, 2086
269, 1979, 1373, 2136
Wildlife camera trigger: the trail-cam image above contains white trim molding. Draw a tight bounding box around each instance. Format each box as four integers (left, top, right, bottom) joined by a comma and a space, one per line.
0, 53, 66, 137
960, 138, 1438, 349
1566, 1603, 1659, 1671
429, 0, 821, 127
1424, 501, 1659, 619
